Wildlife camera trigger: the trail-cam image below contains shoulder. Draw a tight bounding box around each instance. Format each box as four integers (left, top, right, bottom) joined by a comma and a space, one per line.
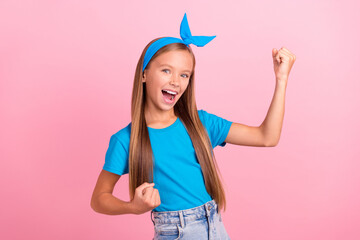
197, 109, 233, 148
197, 109, 207, 122
110, 122, 131, 147
113, 122, 131, 137
104, 123, 131, 176
197, 109, 221, 125
197, 109, 220, 131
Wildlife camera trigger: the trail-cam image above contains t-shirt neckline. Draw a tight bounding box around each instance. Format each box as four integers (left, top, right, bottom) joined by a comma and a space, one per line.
147, 117, 180, 132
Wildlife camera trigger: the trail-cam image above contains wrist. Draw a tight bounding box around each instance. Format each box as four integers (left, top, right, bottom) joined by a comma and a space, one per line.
127, 201, 140, 215
276, 78, 288, 87
126, 201, 138, 214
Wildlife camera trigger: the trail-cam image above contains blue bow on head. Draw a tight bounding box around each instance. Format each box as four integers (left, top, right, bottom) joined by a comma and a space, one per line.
142, 13, 216, 72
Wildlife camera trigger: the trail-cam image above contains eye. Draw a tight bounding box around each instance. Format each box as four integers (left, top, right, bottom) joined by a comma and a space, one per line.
162, 69, 189, 78
181, 74, 189, 78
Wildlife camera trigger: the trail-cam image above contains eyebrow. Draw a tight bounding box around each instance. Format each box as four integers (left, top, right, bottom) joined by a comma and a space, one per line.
159, 64, 192, 73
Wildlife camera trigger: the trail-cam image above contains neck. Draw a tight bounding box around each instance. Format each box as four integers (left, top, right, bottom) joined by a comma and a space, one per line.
144, 103, 177, 127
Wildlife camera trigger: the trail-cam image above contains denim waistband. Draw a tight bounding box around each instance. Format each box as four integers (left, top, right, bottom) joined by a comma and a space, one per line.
151, 199, 218, 226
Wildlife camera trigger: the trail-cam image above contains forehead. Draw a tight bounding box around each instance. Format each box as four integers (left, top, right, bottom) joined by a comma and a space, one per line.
152, 50, 193, 71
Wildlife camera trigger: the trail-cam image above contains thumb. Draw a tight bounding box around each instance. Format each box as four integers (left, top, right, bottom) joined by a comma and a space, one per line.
272, 48, 280, 64
272, 48, 278, 58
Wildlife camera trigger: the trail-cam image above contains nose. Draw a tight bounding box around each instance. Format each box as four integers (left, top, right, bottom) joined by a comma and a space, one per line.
169, 74, 180, 87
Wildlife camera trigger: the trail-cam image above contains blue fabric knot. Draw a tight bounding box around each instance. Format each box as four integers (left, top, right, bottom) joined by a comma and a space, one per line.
182, 38, 192, 46
142, 13, 216, 72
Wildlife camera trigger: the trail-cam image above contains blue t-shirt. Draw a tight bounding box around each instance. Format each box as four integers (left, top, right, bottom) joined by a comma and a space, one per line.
103, 109, 233, 212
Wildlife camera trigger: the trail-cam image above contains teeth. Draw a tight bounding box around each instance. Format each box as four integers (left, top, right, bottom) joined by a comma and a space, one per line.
163, 90, 177, 95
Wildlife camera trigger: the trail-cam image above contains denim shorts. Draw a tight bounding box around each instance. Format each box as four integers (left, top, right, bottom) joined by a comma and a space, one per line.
150, 199, 231, 239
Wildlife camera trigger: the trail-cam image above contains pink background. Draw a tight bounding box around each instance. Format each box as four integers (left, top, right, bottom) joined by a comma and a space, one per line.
1, 0, 359, 239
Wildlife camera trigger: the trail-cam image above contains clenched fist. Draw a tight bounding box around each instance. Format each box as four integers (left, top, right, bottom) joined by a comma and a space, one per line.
130, 182, 161, 215
272, 47, 296, 83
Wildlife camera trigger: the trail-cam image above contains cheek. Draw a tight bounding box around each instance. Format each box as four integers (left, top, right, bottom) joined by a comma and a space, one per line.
145, 83, 159, 98
147, 77, 165, 90
155, 77, 169, 87
182, 80, 190, 90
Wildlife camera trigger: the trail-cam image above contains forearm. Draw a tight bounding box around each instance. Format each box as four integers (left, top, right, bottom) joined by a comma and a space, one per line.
91, 192, 136, 215
260, 79, 287, 146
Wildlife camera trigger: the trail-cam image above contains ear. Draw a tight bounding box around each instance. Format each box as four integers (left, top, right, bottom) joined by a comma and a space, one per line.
142, 70, 146, 83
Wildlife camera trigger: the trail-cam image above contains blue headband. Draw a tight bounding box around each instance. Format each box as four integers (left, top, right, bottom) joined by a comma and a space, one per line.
142, 13, 216, 72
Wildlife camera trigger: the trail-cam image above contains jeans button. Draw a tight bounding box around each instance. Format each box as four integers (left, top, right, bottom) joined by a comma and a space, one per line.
208, 205, 211, 210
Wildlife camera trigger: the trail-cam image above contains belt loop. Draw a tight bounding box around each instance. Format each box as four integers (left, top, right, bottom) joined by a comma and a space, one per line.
214, 201, 218, 214
151, 211, 155, 225
205, 203, 210, 217
179, 211, 185, 229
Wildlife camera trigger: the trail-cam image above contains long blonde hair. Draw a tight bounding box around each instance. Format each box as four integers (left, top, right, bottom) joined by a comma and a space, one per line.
129, 37, 227, 212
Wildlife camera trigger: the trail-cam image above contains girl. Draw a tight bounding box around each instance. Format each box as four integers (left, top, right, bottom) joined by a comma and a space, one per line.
91, 13, 296, 240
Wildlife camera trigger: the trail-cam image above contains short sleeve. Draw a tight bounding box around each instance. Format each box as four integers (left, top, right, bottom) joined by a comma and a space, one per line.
198, 109, 233, 148
103, 134, 129, 175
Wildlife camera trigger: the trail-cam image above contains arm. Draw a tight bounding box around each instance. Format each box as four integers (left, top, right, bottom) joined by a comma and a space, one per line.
225, 47, 295, 147
224, 80, 286, 147
90, 169, 135, 215
259, 80, 287, 146
261, 47, 295, 146
90, 169, 160, 215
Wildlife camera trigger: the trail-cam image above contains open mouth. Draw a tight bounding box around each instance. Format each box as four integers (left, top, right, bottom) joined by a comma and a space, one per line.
161, 90, 177, 103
